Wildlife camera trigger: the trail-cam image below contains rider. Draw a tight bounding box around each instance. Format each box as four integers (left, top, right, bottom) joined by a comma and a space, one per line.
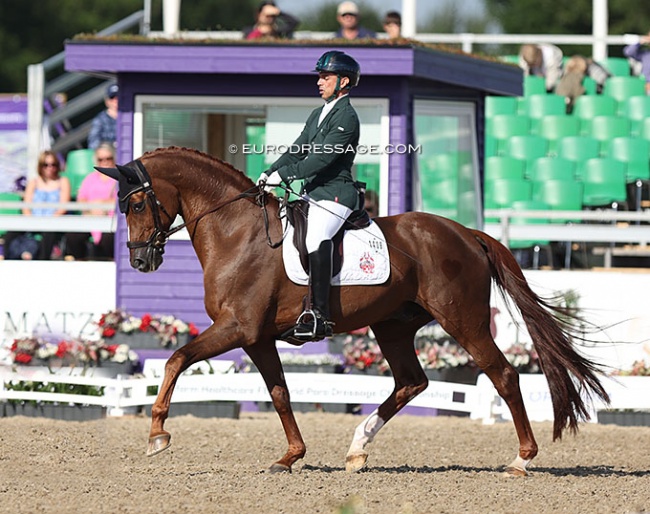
258, 50, 362, 341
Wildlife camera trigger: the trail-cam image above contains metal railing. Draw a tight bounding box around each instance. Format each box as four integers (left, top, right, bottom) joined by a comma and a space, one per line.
26, 10, 147, 179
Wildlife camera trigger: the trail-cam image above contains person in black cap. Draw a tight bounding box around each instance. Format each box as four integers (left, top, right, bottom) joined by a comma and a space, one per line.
257, 50, 363, 341
87, 83, 119, 149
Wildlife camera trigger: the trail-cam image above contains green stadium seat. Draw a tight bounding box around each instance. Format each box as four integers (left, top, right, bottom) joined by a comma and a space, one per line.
0, 192, 22, 239
529, 156, 577, 183
599, 57, 632, 77
484, 156, 526, 181
522, 94, 568, 133
557, 136, 601, 178
63, 148, 95, 199
642, 118, 650, 142
603, 76, 646, 105
533, 179, 584, 219
508, 199, 553, 268
583, 76, 598, 95
486, 114, 531, 155
505, 135, 549, 168
524, 75, 547, 96
484, 178, 533, 210
355, 163, 380, 194
484, 135, 497, 158
620, 96, 650, 136
485, 96, 518, 117
588, 116, 631, 155
572, 95, 618, 134
581, 158, 628, 208
537, 115, 581, 155
609, 137, 650, 181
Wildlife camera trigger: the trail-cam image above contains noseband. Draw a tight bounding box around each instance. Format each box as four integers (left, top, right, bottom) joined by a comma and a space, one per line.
124, 161, 173, 254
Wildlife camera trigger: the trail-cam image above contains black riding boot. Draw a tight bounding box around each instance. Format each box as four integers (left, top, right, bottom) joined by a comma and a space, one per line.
294, 240, 334, 340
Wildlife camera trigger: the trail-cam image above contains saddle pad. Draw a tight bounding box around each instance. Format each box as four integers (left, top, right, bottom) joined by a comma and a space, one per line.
282, 220, 390, 286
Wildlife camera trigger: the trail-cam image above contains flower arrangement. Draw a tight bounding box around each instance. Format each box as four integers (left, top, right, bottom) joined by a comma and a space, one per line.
9, 335, 138, 369
98, 308, 199, 348
340, 333, 390, 375
502, 342, 542, 374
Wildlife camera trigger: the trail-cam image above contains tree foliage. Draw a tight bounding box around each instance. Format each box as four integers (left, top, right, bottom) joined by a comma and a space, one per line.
484, 0, 650, 56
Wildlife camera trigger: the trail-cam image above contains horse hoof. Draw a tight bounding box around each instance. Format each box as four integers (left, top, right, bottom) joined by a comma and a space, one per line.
269, 463, 291, 473
504, 466, 528, 477
345, 452, 368, 473
147, 433, 171, 457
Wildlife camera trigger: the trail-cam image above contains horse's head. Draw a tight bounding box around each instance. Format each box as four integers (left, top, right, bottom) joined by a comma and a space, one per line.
96, 159, 179, 273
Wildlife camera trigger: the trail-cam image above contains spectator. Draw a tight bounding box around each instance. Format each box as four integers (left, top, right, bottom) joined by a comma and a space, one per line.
335, 1, 376, 40
383, 11, 401, 40
555, 55, 588, 113
3, 151, 70, 260
87, 84, 118, 150
243, 1, 299, 40
623, 31, 650, 94
518, 43, 564, 92
64, 143, 117, 261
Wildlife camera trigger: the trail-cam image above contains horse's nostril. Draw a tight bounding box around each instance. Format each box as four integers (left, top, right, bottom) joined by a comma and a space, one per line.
133, 258, 146, 270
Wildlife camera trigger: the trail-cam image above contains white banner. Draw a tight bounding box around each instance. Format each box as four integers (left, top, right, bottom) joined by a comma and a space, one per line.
0, 261, 116, 362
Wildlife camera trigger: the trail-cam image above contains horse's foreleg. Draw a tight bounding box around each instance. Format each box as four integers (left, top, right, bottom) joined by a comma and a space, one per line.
147, 321, 244, 457
346, 319, 429, 472
244, 342, 306, 473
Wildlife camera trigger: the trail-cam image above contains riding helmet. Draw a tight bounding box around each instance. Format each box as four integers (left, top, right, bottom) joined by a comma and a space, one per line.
313, 51, 360, 87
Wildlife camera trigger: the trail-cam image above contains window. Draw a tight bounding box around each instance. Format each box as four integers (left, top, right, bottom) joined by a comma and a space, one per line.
413, 100, 481, 228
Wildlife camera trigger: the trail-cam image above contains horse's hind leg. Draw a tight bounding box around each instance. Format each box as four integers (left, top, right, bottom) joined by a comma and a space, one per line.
244, 341, 306, 473
441, 316, 538, 476
345, 318, 429, 472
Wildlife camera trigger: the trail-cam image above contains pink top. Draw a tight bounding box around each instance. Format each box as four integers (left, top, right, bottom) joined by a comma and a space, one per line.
78, 171, 117, 243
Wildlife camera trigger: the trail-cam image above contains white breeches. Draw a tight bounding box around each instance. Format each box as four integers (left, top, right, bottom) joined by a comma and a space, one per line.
305, 199, 352, 253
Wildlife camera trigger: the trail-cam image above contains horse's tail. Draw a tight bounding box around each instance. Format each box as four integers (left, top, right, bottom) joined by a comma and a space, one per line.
471, 229, 610, 440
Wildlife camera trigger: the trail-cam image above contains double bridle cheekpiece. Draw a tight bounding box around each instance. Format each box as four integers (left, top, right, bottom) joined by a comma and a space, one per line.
97, 159, 265, 256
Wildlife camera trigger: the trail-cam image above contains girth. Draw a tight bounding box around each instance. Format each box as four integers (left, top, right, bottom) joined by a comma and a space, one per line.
285, 200, 371, 276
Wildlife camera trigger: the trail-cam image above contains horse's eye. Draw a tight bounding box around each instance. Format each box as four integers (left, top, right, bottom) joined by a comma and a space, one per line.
131, 201, 145, 213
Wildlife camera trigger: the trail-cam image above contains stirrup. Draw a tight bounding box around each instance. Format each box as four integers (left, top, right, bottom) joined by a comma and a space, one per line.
293, 309, 333, 339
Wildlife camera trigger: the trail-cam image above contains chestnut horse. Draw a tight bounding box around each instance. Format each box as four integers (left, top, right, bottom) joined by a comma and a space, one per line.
98, 146, 609, 476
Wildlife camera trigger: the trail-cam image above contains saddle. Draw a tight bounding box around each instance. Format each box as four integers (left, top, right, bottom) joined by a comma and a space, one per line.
284, 200, 371, 277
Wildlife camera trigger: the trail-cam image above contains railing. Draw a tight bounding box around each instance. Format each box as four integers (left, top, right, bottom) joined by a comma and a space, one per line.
26, 10, 147, 177
0, 202, 115, 233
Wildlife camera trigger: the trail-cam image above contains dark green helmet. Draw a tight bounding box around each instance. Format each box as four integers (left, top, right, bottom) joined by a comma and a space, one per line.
313, 51, 360, 87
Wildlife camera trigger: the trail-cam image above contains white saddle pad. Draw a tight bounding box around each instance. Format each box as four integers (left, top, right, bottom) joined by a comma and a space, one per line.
282, 220, 390, 286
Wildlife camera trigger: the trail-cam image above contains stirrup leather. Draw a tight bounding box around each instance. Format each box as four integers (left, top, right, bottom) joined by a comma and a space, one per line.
293, 309, 334, 338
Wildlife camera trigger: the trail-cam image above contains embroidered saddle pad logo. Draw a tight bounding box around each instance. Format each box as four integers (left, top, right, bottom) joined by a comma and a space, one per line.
282, 220, 390, 286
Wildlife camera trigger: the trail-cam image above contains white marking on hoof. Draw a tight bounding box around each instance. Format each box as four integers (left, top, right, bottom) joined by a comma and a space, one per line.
345, 451, 368, 473
504, 454, 530, 477
346, 410, 385, 466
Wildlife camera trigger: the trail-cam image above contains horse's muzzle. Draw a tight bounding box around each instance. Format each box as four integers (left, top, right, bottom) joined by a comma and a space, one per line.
131, 246, 163, 273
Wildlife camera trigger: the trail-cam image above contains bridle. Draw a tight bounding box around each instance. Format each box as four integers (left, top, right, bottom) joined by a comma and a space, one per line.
122, 160, 270, 255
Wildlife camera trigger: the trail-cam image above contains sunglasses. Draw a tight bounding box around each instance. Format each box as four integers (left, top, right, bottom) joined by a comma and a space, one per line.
42, 162, 58, 168
97, 157, 115, 163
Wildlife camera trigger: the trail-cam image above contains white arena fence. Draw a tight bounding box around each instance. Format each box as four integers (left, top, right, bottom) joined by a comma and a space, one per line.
1, 364, 647, 423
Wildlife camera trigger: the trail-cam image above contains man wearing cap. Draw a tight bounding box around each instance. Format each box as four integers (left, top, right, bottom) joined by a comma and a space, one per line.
257, 50, 363, 341
335, 1, 376, 40
87, 83, 119, 149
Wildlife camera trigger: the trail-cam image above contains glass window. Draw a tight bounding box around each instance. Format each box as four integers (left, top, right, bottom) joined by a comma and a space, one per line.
413, 100, 481, 228
135, 96, 389, 213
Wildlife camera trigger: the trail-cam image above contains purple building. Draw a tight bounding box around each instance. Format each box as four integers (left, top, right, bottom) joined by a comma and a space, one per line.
64, 40, 521, 330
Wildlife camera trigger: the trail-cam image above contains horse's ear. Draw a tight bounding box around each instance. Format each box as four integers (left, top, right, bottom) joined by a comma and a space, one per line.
116, 164, 142, 185
95, 166, 120, 181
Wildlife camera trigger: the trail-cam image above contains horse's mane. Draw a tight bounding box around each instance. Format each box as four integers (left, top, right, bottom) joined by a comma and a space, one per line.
143, 146, 258, 190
